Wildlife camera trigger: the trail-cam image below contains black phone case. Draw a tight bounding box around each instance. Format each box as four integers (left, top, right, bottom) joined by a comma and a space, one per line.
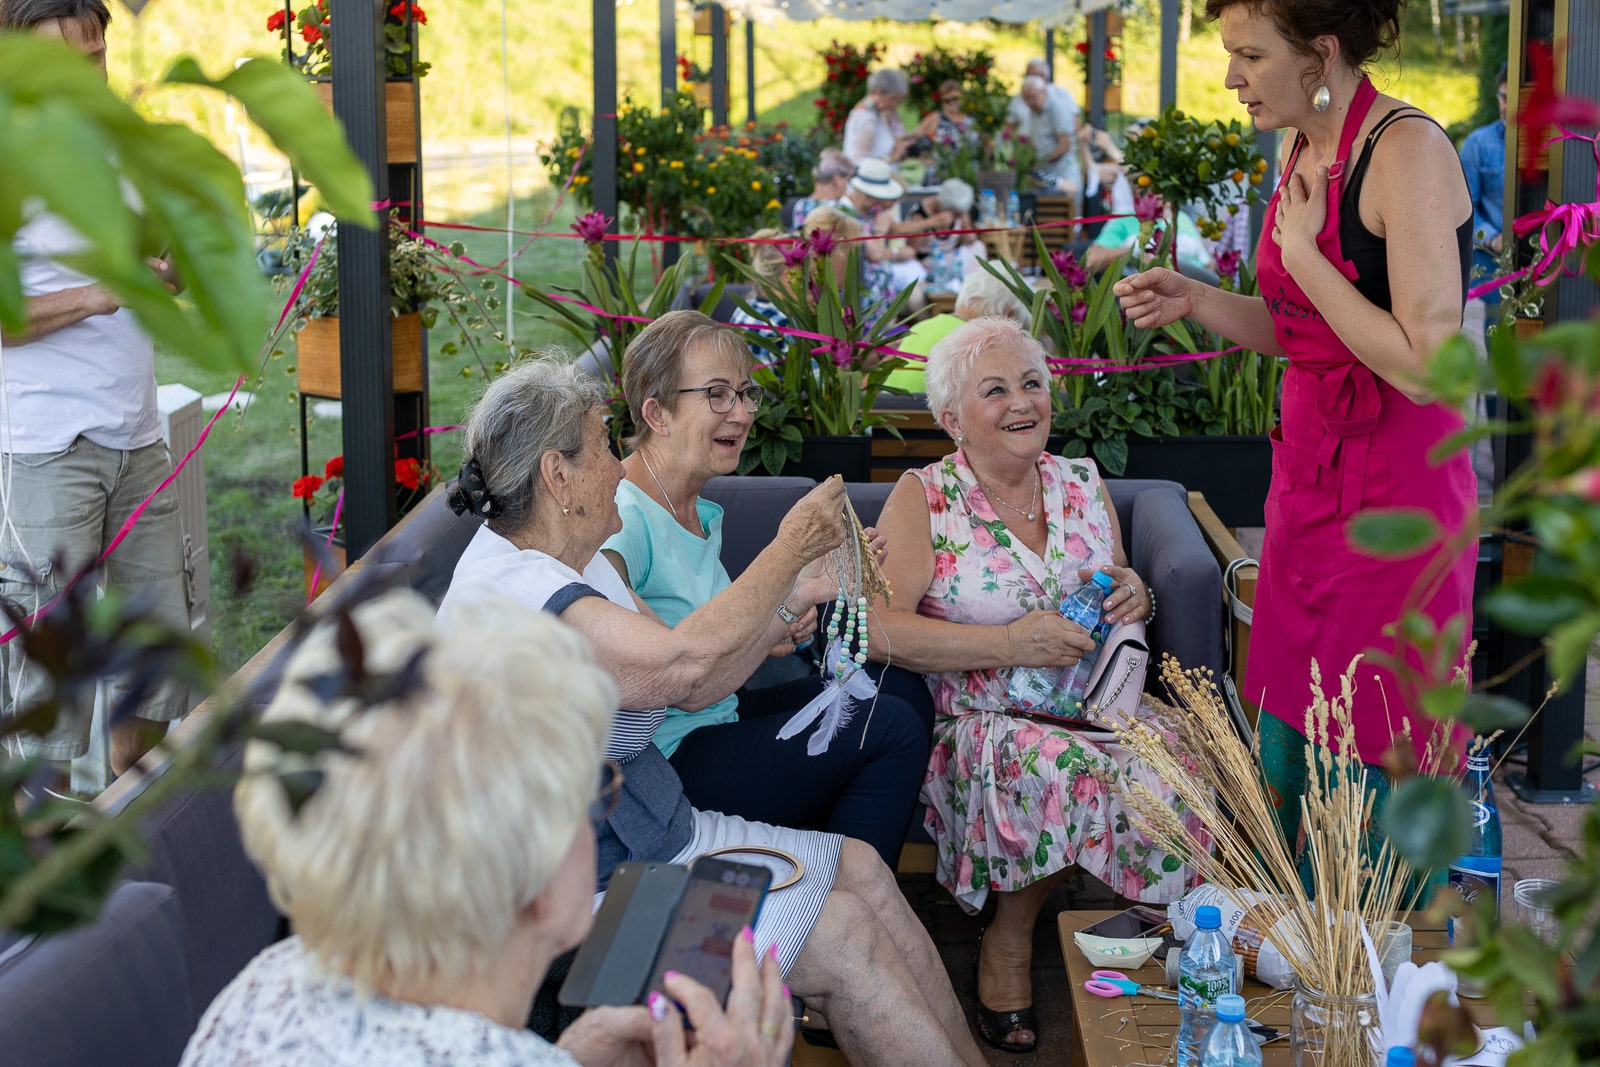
559, 862, 689, 1007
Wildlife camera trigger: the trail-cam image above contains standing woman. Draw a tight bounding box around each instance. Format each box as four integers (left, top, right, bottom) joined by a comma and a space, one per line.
842, 69, 916, 165
1114, 0, 1476, 857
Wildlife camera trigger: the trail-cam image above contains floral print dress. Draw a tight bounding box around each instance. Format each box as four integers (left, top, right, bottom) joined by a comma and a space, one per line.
912, 450, 1201, 913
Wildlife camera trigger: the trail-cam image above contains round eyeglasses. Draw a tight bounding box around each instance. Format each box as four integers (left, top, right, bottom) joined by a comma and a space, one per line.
590, 759, 625, 822
677, 384, 765, 413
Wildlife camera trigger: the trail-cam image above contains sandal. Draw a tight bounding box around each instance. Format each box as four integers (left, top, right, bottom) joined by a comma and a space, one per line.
972, 929, 1039, 1055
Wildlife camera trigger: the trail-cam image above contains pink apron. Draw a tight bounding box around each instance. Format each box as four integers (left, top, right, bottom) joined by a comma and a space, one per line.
1246, 77, 1477, 765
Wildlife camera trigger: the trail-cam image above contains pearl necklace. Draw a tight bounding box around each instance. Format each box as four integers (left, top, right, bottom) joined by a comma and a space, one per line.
637, 449, 683, 525
973, 469, 1040, 522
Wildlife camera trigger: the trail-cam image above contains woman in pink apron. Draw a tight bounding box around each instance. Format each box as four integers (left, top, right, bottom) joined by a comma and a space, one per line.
1115, 0, 1477, 865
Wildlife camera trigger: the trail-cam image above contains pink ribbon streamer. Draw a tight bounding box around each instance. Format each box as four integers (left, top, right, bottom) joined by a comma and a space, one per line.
306, 485, 345, 604
1466, 127, 1600, 300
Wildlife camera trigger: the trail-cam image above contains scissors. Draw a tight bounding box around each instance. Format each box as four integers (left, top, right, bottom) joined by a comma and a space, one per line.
1083, 970, 1179, 1001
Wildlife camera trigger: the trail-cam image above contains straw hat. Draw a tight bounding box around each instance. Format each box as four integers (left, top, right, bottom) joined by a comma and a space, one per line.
848, 158, 905, 202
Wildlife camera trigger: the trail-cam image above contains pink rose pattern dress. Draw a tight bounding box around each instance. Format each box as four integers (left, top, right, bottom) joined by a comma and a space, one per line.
911, 450, 1201, 913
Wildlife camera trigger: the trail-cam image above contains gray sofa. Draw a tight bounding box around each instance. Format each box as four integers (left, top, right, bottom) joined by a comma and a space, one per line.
1, 472, 1221, 1062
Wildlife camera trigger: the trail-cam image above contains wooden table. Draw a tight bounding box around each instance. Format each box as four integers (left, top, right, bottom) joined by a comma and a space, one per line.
1057, 910, 1463, 1066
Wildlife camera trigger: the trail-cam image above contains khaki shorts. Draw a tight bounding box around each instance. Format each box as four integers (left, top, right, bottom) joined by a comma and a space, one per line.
1, 436, 192, 760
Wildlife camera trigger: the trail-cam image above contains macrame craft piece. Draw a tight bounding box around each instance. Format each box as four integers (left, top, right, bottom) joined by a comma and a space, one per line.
777, 493, 892, 755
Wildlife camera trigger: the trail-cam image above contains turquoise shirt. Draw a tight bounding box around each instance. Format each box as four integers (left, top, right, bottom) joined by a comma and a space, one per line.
603, 479, 740, 757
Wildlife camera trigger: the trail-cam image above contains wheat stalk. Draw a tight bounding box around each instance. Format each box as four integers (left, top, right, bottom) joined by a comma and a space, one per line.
842, 492, 891, 603
1108, 657, 1423, 1013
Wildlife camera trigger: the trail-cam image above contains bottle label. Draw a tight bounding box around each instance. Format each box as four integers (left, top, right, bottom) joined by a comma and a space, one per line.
1178, 970, 1232, 1007
1470, 801, 1491, 828
1447, 860, 1502, 945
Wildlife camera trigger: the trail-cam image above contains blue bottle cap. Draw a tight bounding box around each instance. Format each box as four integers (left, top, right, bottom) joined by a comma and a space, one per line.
1091, 571, 1115, 592
1215, 993, 1246, 1022
1385, 1048, 1416, 1067
1194, 905, 1221, 929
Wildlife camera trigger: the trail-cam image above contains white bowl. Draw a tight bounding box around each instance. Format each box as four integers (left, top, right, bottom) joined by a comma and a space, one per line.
1073, 932, 1165, 970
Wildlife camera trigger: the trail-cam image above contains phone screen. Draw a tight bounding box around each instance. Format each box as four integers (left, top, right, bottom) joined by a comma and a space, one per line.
1081, 905, 1171, 941
646, 858, 770, 1005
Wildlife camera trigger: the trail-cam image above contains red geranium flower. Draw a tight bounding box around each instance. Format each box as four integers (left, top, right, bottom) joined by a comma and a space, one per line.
323, 455, 344, 480
266, 8, 287, 32
389, 1, 427, 24
395, 457, 424, 490
291, 475, 324, 500
301, 22, 323, 44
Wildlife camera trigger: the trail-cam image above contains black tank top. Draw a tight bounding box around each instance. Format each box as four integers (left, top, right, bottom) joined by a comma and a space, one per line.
1303, 108, 1473, 312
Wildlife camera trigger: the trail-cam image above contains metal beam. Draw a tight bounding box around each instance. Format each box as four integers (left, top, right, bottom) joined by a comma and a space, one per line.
329, 0, 395, 557
1044, 28, 1055, 83
1088, 11, 1106, 130
1161, 0, 1180, 111
660, 0, 676, 107
593, 0, 619, 268
710, 3, 729, 128
746, 18, 757, 125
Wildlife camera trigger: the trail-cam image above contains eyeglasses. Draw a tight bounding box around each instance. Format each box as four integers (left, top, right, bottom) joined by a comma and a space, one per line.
590, 759, 625, 822
942, 95, 963, 104
677, 384, 765, 413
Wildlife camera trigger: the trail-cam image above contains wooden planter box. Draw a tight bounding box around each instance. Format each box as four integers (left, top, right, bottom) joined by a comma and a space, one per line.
313, 80, 418, 164
693, 6, 732, 34
302, 525, 346, 601
296, 311, 425, 400
780, 434, 873, 483
692, 82, 713, 108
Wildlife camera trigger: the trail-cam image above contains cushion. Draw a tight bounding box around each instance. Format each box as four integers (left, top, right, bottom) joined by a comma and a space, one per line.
1126, 485, 1224, 681
0, 881, 197, 1067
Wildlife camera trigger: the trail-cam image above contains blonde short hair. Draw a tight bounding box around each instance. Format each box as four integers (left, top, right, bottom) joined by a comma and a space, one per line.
622, 309, 752, 449
923, 316, 1051, 425
800, 204, 864, 243
747, 227, 793, 286
235, 591, 615, 993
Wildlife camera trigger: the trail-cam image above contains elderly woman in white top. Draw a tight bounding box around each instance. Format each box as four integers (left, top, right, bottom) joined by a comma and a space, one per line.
438, 357, 990, 1067
181, 592, 791, 1067
842, 68, 916, 164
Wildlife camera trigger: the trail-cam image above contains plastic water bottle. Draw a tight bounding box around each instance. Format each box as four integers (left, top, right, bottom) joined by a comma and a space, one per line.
1052, 571, 1115, 707
1385, 1049, 1416, 1067
979, 189, 998, 225
1447, 748, 1502, 945
1178, 905, 1238, 1067
1006, 572, 1113, 714
1199, 994, 1260, 1067
1006, 189, 1021, 224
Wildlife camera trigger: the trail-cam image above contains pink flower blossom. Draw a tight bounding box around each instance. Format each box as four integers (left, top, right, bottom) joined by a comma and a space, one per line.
1037, 732, 1071, 765
1070, 301, 1088, 324
1014, 723, 1047, 750
1133, 193, 1164, 223
1050, 247, 1089, 288
996, 817, 1029, 857
1064, 480, 1090, 513
925, 482, 947, 513
989, 552, 1013, 574
933, 550, 958, 579
1559, 467, 1600, 501
971, 524, 998, 550
1121, 865, 1146, 897
1063, 533, 1092, 560
807, 228, 838, 257
1215, 249, 1242, 281
781, 240, 810, 269
929, 741, 953, 777
1071, 772, 1101, 804
956, 852, 975, 887
1040, 780, 1066, 827
571, 211, 612, 245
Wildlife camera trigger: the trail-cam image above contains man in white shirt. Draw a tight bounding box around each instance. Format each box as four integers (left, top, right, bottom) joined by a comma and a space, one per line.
1025, 58, 1082, 129
1, 0, 191, 780
1006, 75, 1081, 198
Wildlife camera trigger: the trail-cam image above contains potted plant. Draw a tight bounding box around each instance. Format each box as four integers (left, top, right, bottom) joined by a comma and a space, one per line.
291, 452, 438, 598
677, 54, 713, 108
279, 215, 495, 400
266, 0, 428, 163
814, 40, 883, 137
1074, 38, 1123, 114
729, 235, 914, 479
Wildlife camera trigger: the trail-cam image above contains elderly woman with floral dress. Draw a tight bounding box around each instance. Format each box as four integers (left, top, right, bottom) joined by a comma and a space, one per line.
868, 317, 1201, 1056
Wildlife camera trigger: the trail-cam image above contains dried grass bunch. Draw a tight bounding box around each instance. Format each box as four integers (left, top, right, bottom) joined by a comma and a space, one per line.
1109, 657, 1451, 1032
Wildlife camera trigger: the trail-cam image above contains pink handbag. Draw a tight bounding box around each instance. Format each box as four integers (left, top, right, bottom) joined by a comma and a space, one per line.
1016, 620, 1150, 729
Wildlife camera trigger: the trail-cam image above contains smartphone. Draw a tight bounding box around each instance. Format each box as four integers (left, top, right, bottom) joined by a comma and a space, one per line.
644, 856, 772, 1006
559, 862, 689, 1008
1081, 904, 1173, 942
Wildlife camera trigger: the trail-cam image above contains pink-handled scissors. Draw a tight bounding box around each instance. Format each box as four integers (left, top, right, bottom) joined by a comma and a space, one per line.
1083, 970, 1179, 1001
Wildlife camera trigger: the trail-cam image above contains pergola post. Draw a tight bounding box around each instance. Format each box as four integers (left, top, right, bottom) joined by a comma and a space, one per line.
593, 0, 619, 268
1088, 11, 1107, 129
1044, 28, 1055, 82
746, 18, 757, 125
710, 3, 729, 128
1160, 0, 1180, 111
659, 0, 676, 106
328, 0, 395, 557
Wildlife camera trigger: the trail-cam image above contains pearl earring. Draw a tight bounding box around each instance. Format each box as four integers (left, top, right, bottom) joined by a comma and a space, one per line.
956, 433, 965, 445
562, 505, 571, 516
1312, 83, 1331, 112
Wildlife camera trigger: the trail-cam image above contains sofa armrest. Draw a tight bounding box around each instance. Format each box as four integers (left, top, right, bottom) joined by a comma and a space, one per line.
1124, 486, 1224, 682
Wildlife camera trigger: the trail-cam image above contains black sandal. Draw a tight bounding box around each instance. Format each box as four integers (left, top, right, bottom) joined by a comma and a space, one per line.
972, 929, 1039, 1055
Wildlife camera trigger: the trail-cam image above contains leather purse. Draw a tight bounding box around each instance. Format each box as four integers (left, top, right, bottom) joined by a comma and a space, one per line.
1015, 619, 1150, 730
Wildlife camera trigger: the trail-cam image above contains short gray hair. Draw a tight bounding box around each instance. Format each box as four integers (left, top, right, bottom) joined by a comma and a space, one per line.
867, 68, 908, 96
955, 268, 1031, 325
924, 316, 1051, 426
813, 147, 855, 183
236, 590, 615, 995
1025, 57, 1050, 77
1020, 74, 1047, 94
460, 355, 603, 535
936, 178, 975, 216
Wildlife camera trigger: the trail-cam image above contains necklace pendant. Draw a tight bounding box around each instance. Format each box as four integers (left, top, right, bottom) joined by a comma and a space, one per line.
1027, 511, 1035, 521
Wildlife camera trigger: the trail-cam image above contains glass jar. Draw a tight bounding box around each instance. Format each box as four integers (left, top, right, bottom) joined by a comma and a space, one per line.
1289, 982, 1382, 1067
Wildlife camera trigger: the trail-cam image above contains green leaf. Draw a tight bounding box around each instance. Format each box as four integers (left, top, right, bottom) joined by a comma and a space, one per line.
1093, 434, 1128, 476
1457, 693, 1531, 734
1423, 333, 1484, 410
1382, 776, 1470, 871
162, 58, 375, 227
1481, 575, 1594, 634
1547, 612, 1600, 689
1420, 685, 1467, 721
1488, 316, 1526, 398
1347, 509, 1443, 557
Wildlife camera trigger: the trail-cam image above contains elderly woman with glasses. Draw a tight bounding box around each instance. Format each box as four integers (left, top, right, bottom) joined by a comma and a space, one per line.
912, 80, 981, 184
439, 353, 990, 1066
600, 310, 932, 870
183, 592, 792, 1067
865, 317, 1201, 1056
